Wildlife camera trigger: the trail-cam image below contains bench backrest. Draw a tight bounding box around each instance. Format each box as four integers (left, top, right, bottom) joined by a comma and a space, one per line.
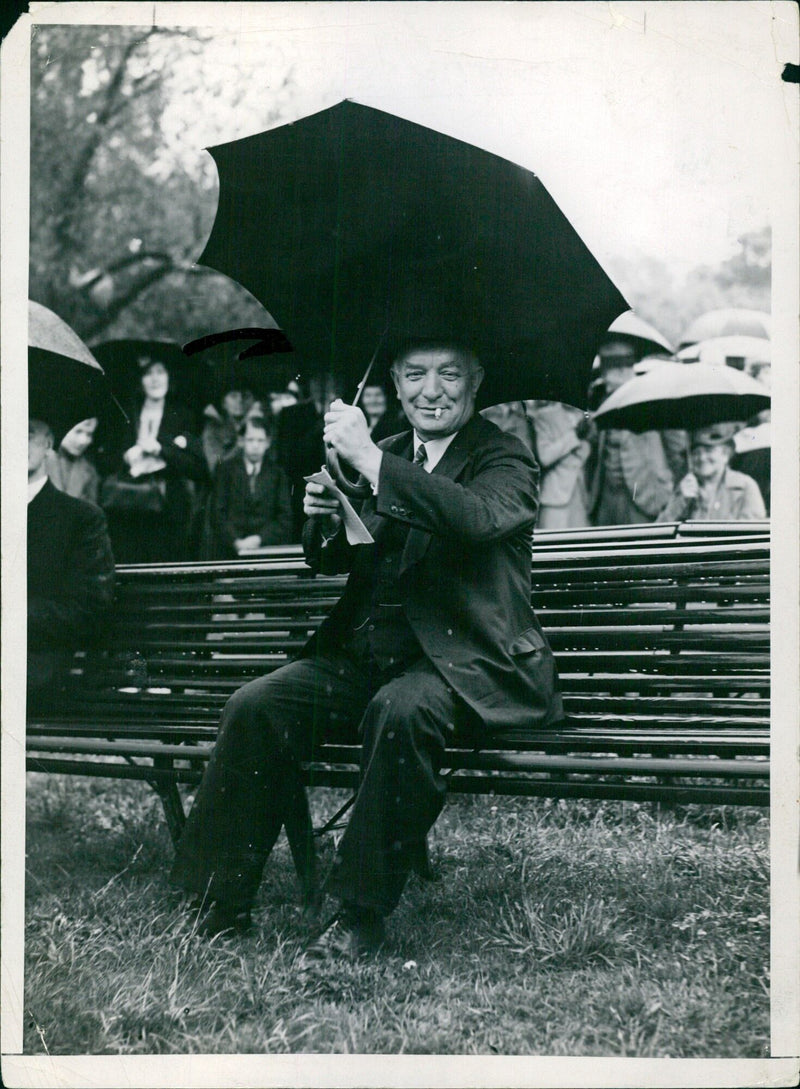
42, 523, 768, 749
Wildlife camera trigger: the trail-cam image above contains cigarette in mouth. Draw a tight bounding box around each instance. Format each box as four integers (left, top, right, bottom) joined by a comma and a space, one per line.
434, 407, 442, 419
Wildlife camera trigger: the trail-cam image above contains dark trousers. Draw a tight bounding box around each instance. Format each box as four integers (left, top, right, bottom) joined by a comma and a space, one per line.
169, 653, 474, 916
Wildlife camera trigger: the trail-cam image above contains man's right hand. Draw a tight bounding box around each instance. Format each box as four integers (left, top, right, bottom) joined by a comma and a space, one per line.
304, 478, 343, 537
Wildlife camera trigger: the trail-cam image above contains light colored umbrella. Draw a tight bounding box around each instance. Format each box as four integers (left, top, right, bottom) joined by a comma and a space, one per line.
734, 420, 770, 454
28, 300, 122, 442
679, 308, 771, 348
633, 353, 676, 374
29, 299, 104, 369
605, 311, 674, 355
593, 361, 770, 433
676, 335, 771, 367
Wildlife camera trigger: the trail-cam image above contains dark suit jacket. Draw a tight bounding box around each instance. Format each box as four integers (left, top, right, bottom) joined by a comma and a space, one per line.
28, 481, 116, 691
273, 399, 325, 539
303, 414, 563, 732
211, 454, 293, 555
98, 398, 209, 561
99, 398, 207, 493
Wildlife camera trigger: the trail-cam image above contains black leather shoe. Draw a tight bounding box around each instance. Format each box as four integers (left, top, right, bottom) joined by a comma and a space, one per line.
196, 901, 252, 938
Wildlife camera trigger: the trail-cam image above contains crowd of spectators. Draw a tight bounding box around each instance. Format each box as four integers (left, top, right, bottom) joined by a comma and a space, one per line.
40, 331, 769, 565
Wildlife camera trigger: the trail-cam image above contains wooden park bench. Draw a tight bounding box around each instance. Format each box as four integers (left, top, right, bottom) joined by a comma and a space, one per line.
26, 521, 770, 896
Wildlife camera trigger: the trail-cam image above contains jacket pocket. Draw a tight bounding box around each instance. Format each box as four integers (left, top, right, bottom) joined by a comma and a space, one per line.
508, 626, 547, 655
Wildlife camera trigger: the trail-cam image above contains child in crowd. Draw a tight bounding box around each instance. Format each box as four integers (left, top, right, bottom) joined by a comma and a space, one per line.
209, 415, 293, 557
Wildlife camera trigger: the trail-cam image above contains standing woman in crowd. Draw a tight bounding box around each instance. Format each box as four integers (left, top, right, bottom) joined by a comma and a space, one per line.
96, 342, 207, 563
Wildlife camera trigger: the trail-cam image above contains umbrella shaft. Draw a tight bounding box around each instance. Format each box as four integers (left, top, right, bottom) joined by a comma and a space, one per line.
350, 334, 386, 408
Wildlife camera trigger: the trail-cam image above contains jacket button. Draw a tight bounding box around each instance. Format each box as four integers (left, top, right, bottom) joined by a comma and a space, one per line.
447, 628, 453, 636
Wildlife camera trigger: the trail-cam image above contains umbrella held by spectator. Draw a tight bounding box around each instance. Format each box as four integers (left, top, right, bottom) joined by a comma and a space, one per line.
592, 361, 770, 434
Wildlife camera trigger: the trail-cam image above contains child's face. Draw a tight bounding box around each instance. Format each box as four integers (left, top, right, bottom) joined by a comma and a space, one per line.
61, 418, 97, 458
243, 428, 269, 461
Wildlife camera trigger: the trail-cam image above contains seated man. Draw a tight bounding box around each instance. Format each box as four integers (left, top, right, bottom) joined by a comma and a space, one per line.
28, 418, 116, 706
208, 415, 293, 557
170, 343, 563, 954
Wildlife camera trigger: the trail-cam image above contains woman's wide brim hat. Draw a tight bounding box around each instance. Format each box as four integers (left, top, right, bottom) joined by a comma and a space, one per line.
690, 422, 741, 447
93, 338, 189, 372
92, 338, 203, 407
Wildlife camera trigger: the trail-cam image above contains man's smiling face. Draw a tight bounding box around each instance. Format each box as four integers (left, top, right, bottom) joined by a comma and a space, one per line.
392, 348, 483, 441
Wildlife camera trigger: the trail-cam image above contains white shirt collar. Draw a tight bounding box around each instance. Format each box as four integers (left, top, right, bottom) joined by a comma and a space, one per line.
28, 475, 48, 503
413, 430, 458, 472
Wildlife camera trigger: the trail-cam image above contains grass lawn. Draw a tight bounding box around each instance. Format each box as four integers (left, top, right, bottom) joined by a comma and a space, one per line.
23, 773, 769, 1056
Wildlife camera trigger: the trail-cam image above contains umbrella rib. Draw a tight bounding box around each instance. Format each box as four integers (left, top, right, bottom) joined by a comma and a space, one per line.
351, 331, 388, 408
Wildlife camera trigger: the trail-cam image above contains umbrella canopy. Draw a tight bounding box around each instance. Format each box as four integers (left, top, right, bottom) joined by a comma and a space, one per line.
676, 335, 771, 368
181, 328, 299, 407
197, 100, 628, 410
734, 420, 770, 454
604, 311, 674, 356
92, 338, 210, 414
593, 361, 771, 432
93, 277, 296, 409
28, 300, 120, 444
679, 308, 771, 348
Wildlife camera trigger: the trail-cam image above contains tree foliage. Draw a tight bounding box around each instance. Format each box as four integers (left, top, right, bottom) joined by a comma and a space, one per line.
29, 24, 292, 344
607, 228, 771, 349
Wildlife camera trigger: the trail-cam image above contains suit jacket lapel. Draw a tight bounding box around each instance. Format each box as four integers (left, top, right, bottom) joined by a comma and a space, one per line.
360, 432, 413, 539
399, 417, 478, 575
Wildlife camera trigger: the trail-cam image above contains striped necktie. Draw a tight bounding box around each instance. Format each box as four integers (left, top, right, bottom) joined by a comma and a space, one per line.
413, 443, 427, 468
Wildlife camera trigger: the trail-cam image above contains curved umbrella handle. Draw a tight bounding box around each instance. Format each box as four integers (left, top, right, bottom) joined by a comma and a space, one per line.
326, 446, 373, 501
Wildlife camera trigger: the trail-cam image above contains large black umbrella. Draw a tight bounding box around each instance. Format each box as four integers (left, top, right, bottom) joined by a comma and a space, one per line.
197, 100, 628, 410
181, 328, 299, 407
28, 300, 121, 444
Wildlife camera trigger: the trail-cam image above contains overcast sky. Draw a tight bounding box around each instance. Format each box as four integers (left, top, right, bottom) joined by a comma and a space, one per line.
136, 0, 800, 278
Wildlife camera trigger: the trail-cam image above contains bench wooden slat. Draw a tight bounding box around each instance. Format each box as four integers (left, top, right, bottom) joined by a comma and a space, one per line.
27, 725, 768, 757
27, 735, 767, 782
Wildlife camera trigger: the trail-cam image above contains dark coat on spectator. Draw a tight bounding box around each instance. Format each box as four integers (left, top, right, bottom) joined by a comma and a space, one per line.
28, 480, 115, 695
272, 400, 325, 540
210, 453, 293, 557
100, 398, 208, 563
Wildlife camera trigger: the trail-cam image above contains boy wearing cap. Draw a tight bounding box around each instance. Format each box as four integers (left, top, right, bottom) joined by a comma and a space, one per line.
656, 423, 766, 522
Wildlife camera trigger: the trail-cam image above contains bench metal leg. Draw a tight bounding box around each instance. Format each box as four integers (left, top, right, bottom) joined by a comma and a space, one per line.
284, 778, 320, 910
152, 781, 187, 845
314, 792, 356, 836
409, 837, 437, 882
151, 757, 187, 846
